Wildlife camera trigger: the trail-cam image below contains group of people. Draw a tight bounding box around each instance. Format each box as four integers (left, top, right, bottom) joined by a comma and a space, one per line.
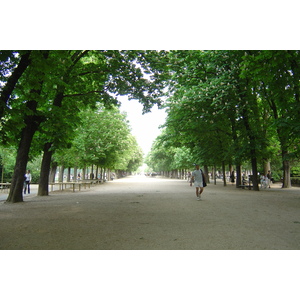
188, 165, 274, 200
260, 170, 272, 189
233, 170, 273, 188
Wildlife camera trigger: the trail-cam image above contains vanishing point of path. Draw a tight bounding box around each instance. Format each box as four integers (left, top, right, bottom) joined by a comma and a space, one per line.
0, 176, 299, 250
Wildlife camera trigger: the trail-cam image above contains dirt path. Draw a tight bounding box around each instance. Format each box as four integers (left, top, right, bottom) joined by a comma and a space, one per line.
0, 176, 299, 250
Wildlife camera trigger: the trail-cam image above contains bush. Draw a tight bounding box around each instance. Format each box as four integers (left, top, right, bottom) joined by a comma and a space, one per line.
291, 177, 300, 186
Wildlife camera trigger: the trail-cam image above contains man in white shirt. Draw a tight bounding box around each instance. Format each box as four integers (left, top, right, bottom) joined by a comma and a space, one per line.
24, 170, 32, 194
190, 164, 205, 200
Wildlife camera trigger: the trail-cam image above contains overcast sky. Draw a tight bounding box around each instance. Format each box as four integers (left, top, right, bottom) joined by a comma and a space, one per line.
119, 96, 167, 156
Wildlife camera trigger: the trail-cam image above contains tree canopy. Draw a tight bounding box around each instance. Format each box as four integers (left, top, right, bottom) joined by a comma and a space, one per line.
147, 50, 300, 190
1, 50, 299, 202
0, 50, 168, 202
54, 106, 143, 172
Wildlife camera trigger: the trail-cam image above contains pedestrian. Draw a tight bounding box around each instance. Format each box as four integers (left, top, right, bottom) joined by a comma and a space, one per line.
190, 164, 206, 200
187, 171, 191, 182
230, 170, 235, 184
242, 173, 247, 185
260, 173, 267, 188
24, 170, 32, 194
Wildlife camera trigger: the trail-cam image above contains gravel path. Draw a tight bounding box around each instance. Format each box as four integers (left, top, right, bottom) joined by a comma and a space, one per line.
1, 176, 300, 250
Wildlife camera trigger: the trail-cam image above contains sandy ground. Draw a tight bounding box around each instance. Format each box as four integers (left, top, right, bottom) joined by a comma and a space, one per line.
0, 176, 300, 250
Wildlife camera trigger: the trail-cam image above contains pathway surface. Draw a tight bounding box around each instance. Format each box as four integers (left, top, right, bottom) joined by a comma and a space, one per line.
0, 176, 299, 250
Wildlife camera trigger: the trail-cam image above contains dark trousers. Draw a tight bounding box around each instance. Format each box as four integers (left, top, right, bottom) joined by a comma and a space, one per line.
24, 181, 30, 194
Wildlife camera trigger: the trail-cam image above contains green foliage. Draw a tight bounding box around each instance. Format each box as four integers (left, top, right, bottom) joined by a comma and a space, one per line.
0, 146, 17, 182
147, 50, 298, 183
2, 50, 299, 189
0, 50, 168, 195
1, 50, 168, 151
0, 145, 42, 182
54, 106, 143, 172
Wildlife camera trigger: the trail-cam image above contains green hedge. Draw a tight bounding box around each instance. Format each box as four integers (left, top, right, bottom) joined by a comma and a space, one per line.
291, 177, 300, 186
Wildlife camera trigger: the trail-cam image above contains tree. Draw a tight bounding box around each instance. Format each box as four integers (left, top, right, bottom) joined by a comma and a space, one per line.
3, 51, 50, 202
64, 106, 142, 171
36, 50, 168, 196
240, 50, 300, 188
153, 50, 279, 190
1, 50, 168, 202
145, 132, 177, 174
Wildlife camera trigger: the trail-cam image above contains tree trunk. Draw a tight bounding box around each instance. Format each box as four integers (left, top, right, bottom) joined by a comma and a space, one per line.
235, 164, 242, 187
6, 118, 40, 203
59, 165, 64, 182
214, 164, 217, 185
82, 166, 86, 180
204, 165, 209, 183
263, 160, 271, 176
67, 167, 71, 182
38, 142, 53, 196
95, 166, 99, 179
222, 161, 226, 186
241, 108, 259, 191
74, 167, 78, 181
49, 162, 57, 183
250, 156, 259, 191
90, 165, 94, 179
282, 156, 291, 188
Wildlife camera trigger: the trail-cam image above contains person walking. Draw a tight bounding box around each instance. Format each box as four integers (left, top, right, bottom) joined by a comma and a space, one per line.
190, 164, 206, 200
230, 170, 235, 184
187, 171, 191, 182
24, 170, 32, 194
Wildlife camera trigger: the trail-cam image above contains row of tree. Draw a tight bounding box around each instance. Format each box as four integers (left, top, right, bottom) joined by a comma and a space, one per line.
1, 50, 299, 201
52, 106, 144, 181
0, 50, 168, 203
0, 106, 143, 183
146, 51, 300, 190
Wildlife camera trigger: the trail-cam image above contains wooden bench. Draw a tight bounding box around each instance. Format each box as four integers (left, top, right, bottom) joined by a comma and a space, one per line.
239, 184, 253, 190
239, 176, 253, 190
49, 182, 92, 192
0, 183, 11, 192
86, 180, 102, 185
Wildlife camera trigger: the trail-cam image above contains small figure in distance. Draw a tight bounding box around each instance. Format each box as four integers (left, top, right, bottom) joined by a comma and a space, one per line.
24, 170, 32, 194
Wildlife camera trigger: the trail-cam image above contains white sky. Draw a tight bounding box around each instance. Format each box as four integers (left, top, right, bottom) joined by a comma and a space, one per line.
119, 96, 167, 156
